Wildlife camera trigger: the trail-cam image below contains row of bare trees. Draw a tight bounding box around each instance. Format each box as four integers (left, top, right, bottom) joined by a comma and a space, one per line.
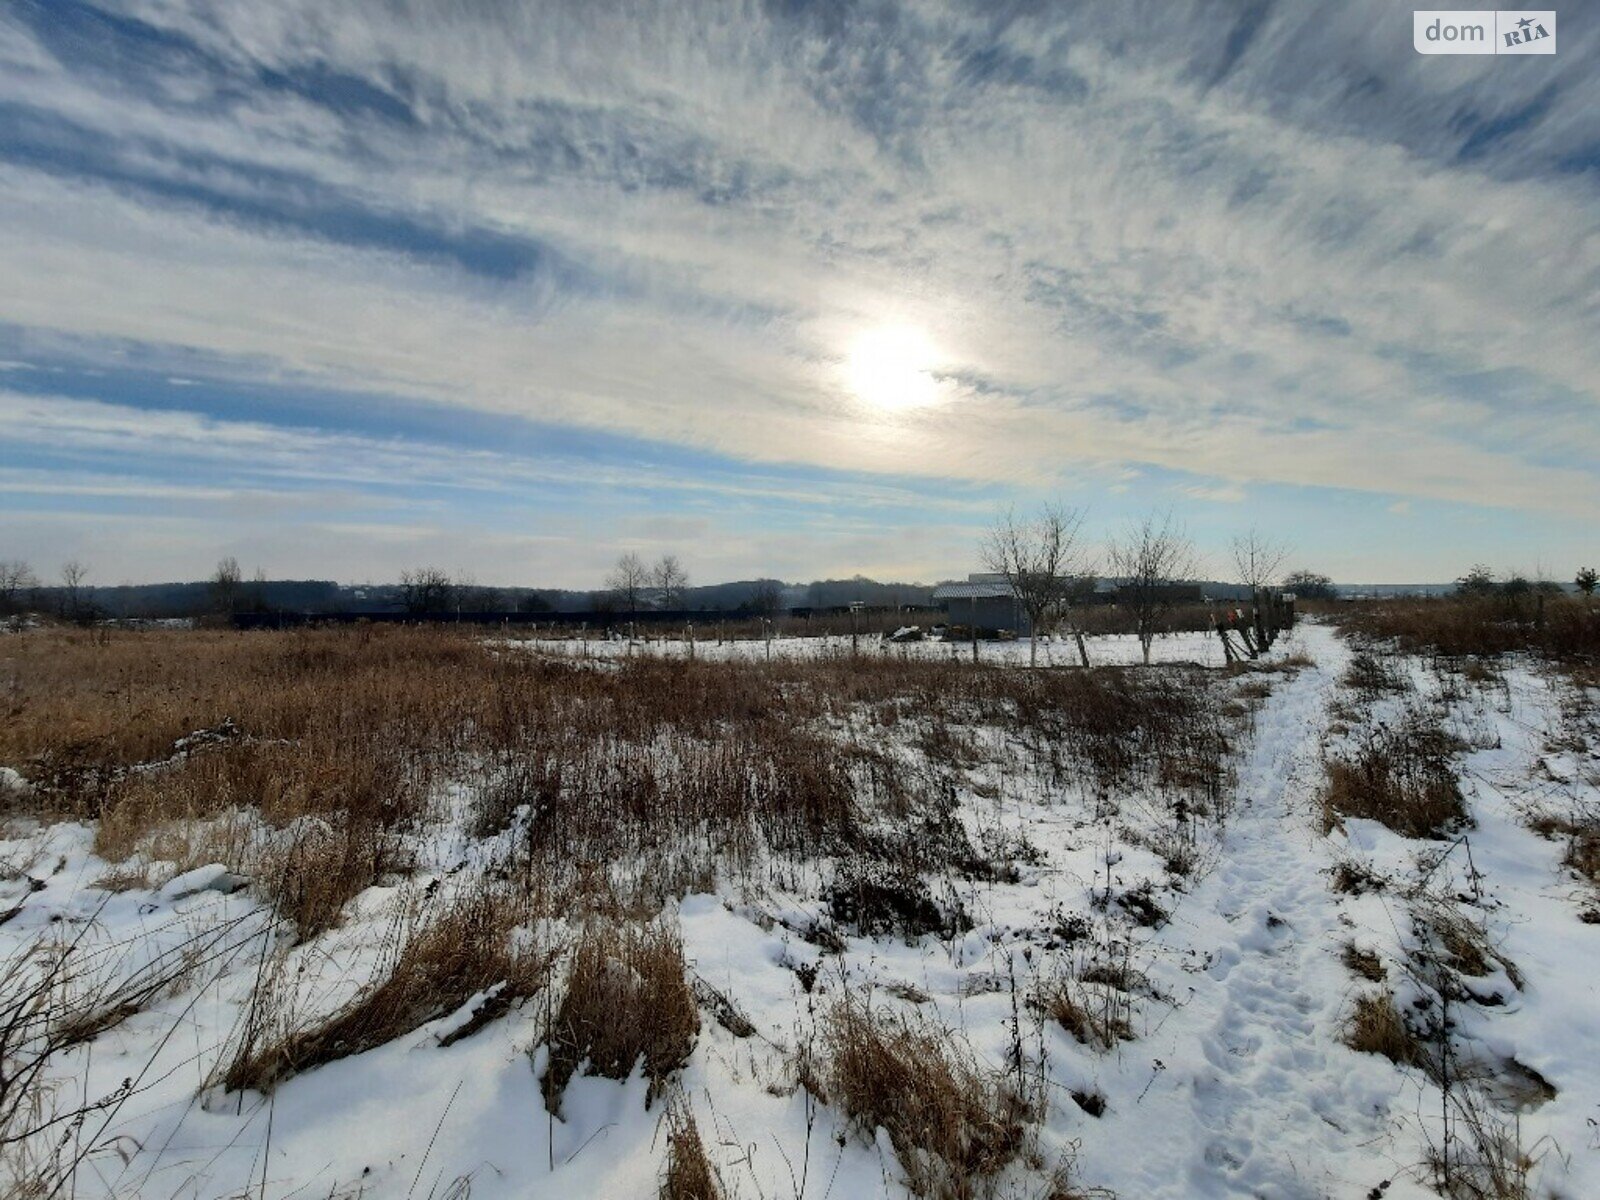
396, 567, 508, 614
606, 553, 689, 613
0, 559, 94, 623
982, 508, 1300, 665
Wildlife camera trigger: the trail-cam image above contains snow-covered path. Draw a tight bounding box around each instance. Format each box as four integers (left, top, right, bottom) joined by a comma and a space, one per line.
1082, 625, 1430, 1199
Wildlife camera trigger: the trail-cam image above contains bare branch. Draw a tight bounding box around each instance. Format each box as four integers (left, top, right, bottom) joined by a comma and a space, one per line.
1108, 512, 1198, 664
606, 553, 649, 614
652, 555, 689, 608
981, 503, 1091, 666
1230, 529, 1291, 593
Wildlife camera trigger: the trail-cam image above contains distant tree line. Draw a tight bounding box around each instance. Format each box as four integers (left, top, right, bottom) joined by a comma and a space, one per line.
1, 545, 1590, 629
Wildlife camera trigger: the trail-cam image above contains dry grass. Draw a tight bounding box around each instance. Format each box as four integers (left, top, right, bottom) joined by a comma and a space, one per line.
1342, 651, 1411, 698
1346, 992, 1425, 1068
541, 920, 700, 1115
1341, 942, 1386, 983
1329, 857, 1388, 895
1321, 712, 1467, 839
1339, 594, 1600, 665
823, 997, 1029, 1200
1430, 1088, 1540, 1200
1032, 978, 1132, 1051
221, 884, 548, 1094
2, 625, 1240, 931
1529, 812, 1600, 886
660, 1101, 724, 1200
1415, 904, 1522, 989
1, 909, 253, 1193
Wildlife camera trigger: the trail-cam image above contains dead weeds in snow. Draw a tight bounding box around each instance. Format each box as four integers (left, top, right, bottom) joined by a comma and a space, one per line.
822, 996, 1031, 1200
1321, 710, 1468, 839
1528, 810, 1600, 887
1340, 942, 1387, 982
1032, 977, 1132, 1052
1345, 991, 1426, 1068
221, 882, 548, 1094
541, 919, 699, 1115
1, 625, 1244, 937
660, 1100, 725, 1200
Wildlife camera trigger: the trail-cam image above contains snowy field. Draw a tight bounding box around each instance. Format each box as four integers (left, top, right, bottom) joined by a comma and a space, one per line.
1, 622, 1597, 1199
508, 627, 1240, 669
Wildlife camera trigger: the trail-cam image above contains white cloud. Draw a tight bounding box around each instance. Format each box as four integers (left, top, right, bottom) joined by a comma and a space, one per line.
0, 0, 1596, 578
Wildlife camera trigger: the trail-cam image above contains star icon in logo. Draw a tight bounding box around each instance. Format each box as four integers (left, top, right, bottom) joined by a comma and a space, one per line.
1517, 16, 1534, 31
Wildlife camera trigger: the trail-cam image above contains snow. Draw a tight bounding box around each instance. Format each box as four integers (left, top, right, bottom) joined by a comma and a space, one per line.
506, 627, 1250, 668
2, 623, 1597, 1198
159, 862, 249, 900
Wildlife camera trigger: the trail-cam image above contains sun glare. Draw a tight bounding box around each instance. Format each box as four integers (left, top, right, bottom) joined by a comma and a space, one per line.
844, 324, 940, 412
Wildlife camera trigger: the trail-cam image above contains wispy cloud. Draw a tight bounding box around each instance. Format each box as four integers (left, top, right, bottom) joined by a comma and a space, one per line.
0, 2, 1595, 581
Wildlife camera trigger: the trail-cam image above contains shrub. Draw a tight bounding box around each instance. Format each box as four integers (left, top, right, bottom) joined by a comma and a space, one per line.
824, 857, 969, 940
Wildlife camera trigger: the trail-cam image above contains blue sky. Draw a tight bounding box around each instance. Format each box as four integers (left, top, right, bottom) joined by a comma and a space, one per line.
1, 1, 1597, 587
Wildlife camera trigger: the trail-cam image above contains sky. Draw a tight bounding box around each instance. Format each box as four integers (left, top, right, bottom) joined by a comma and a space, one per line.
1, 1, 1597, 588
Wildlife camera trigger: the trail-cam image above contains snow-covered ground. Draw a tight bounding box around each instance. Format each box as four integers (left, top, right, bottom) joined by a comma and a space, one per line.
511, 627, 1241, 668
2, 623, 1596, 1199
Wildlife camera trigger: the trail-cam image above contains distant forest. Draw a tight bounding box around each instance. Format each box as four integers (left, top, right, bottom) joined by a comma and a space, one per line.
23, 575, 949, 619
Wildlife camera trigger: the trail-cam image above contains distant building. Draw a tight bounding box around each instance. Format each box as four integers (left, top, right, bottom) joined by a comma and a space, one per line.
932, 574, 1027, 634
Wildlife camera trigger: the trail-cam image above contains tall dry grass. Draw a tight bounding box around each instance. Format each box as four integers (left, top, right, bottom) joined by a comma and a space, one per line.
821, 997, 1031, 1200
541, 919, 699, 1114
1321, 710, 1467, 839
3, 625, 1239, 931
220, 882, 549, 1093
1339, 594, 1600, 665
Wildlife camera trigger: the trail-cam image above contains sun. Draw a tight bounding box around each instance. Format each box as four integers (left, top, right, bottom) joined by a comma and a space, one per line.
844, 324, 940, 412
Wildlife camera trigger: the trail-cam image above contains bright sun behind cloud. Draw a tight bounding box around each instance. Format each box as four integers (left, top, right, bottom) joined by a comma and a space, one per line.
844, 324, 940, 412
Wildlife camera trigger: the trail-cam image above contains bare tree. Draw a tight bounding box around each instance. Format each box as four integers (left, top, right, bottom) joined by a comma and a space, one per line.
652, 554, 689, 609
1108, 513, 1198, 665
0, 560, 36, 616
982, 503, 1092, 667
399, 567, 455, 614
1456, 565, 1498, 597
748, 581, 782, 617
607, 552, 649, 615
59, 560, 91, 623
1230, 529, 1289, 595
210, 556, 242, 617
